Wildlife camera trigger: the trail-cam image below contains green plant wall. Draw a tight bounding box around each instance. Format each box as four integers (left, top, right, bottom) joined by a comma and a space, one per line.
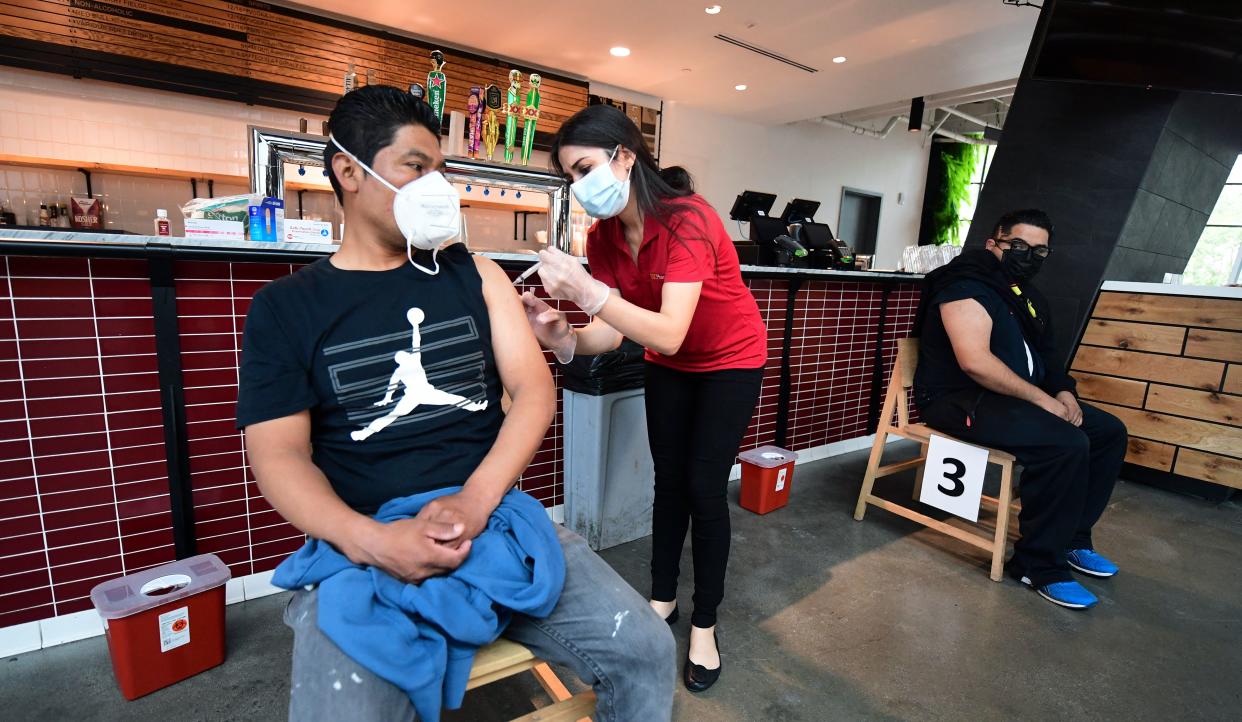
930, 143, 978, 245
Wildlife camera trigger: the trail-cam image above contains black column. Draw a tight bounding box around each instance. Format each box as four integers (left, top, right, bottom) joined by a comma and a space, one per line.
967, 7, 1242, 369
774, 279, 801, 448
148, 254, 197, 559
867, 288, 891, 434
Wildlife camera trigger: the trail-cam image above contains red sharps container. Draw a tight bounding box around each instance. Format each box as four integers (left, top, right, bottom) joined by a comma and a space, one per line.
90, 553, 231, 700
738, 446, 799, 514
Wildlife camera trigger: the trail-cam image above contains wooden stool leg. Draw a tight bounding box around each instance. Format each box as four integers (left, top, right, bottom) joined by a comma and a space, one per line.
530, 663, 590, 722
854, 430, 889, 521
911, 442, 929, 499
989, 461, 1015, 582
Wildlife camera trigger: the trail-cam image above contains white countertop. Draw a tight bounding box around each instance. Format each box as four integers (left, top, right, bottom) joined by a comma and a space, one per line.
1101, 280, 1242, 300
0, 229, 922, 281
0, 228, 340, 255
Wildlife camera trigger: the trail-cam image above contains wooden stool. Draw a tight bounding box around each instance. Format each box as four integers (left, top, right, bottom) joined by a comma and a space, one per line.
467, 638, 596, 721
853, 337, 1021, 581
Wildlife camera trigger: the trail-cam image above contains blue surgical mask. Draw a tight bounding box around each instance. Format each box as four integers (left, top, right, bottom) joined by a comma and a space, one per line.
571, 146, 631, 219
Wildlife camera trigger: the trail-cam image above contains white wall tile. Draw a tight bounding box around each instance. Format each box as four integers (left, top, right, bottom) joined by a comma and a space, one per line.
38, 608, 104, 648
0, 621, 42, 657
242, 569, 282, 601
225, 578, 245, 605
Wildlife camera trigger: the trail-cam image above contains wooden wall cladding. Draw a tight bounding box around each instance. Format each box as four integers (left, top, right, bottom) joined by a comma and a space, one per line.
0, 0, 588, 139
1072, 290, 1242, 490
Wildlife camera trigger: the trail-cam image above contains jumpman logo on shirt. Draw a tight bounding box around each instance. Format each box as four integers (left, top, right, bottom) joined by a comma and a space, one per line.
350, 307, 488, 442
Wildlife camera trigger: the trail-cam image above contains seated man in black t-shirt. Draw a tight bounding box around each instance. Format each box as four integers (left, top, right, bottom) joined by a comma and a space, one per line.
236, 85, 674, 721
913, 209, 1128, 610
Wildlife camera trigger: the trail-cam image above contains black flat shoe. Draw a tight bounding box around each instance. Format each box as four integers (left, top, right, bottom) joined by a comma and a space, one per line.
663, 605, 679, 626
682, 631, 721, 693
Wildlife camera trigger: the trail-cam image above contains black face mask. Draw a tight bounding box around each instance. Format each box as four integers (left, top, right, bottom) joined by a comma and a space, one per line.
1001, 246, 1045, 283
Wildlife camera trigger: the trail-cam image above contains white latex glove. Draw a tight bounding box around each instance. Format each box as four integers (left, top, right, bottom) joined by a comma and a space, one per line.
535, 247, 609, 316
521, 292, 577, 364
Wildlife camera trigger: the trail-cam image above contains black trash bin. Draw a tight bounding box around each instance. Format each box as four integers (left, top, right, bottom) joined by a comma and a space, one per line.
561, 339, 646, 396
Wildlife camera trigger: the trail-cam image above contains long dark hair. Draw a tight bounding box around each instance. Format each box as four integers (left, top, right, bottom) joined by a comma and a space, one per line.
551, 105, 713, 252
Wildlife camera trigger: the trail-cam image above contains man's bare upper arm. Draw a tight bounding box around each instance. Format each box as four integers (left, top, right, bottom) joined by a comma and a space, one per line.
940, 298, 993, 370
244, 411, 312, 465
473, 256, 553, 396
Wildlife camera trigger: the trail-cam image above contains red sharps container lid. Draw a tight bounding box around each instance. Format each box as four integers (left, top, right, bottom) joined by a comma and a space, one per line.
90, 553, 231, 620
737, 445, 799, 469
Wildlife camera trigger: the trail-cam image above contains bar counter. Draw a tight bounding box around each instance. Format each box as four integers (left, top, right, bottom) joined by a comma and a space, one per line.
0, 230, 921, 629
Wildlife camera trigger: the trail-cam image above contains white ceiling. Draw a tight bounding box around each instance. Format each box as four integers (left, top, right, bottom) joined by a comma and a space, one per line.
288, 0, 1040, 125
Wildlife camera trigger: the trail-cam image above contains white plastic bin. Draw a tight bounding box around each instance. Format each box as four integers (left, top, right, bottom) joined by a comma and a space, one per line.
563, 387, 654, 551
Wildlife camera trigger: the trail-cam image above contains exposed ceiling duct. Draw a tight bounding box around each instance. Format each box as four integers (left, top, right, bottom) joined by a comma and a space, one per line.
814, 79, 1013, 145
839, 80, 1018, 123
940, 105, 994, 128
811, 113, 993, 145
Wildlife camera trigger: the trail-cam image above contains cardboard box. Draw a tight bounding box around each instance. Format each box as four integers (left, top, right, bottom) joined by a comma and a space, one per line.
184, 218, 245, 242
247, 197, 284, 242
70, 196, 103, 230
283, 219, 333, 243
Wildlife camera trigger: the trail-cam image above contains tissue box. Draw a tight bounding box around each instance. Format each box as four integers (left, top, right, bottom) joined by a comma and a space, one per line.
184, 218, 244, 242
282, 219, 333, 243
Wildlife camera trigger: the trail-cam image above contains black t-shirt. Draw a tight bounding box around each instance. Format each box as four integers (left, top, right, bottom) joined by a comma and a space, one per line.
235, 246, 504, 514
913, 279, 1045, 408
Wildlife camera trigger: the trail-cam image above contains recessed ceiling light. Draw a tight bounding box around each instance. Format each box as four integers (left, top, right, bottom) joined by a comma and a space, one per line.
705, 5, 722, 14
735, 84, 747, 91
833, 56, 847, 64
610, 46, 631, 57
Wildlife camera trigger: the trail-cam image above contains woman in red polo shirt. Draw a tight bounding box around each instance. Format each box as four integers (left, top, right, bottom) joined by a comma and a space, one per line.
522, 105, 767, 693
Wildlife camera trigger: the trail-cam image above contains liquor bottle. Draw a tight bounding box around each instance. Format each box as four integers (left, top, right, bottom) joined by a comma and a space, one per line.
344, 63, 357, 94
38, 202, 50, 227
57, 202, 70, 228
154, 209, 170, 236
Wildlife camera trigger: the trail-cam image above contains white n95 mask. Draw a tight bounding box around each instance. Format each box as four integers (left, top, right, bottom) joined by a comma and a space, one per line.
330, 134, 461, 275
571, 145, 631, 220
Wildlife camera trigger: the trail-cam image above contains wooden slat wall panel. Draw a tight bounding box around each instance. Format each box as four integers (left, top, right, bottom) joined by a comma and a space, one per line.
1174, 450, 1242, 490
1081, 319, 1186, 354
1125, 438, 1176, 471
1071, 346, 1223, 391
1226, 365, 1242, 395
1077, 290, 1242, 490
1093, 402, 1242, 459
1184, 329, 1242, 363
1071, 372, 1147, 407
0, 0, 589, 133
1145, 385, 1242, 426
1093, 292, 1242, 331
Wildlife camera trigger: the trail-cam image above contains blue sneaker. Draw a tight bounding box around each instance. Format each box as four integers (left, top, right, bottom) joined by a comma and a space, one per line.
1021, 577, 1099, 610
1067, 549, 1119, 578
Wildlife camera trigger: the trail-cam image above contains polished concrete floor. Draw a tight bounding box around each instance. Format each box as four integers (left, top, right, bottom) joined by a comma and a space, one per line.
5, 443, 1241, 721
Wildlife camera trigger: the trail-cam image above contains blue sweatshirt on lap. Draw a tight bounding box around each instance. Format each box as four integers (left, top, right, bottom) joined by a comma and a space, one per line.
271, 486, 565, 722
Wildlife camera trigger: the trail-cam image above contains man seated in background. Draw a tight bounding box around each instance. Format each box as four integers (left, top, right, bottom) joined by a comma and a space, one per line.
237, 85, 673, 720
913, 209, 1128, 610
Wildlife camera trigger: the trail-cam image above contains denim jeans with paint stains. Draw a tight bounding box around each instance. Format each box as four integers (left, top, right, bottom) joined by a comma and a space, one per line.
283, 523, 676, 721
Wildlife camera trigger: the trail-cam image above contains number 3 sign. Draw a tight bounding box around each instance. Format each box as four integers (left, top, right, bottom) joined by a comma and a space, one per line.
919, 434, 989, 522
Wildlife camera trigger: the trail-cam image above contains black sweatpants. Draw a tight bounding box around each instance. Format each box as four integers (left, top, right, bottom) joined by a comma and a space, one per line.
644, 361, 763, 628
919, 390, 1128, 587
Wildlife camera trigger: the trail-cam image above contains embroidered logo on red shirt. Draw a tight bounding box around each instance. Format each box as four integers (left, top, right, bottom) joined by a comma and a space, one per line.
650, 273, 664, 281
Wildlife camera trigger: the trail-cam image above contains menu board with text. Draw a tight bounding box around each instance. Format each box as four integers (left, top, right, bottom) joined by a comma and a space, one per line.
0, 0, 588, 142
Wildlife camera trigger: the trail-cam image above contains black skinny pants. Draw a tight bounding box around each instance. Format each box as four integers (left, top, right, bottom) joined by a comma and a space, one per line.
920, 390, 1128, 587
644, 361, 763, 628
